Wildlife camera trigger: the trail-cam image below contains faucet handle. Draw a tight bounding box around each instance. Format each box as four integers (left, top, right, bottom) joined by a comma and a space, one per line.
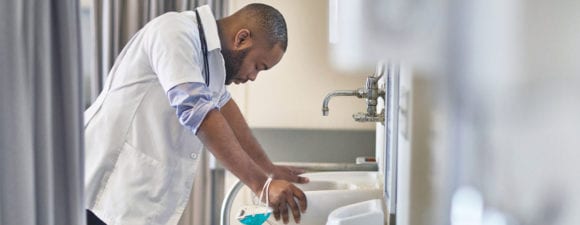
352, 109, 385, 124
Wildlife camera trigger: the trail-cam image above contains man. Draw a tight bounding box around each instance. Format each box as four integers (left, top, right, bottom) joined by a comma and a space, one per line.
84, 3, 308, 225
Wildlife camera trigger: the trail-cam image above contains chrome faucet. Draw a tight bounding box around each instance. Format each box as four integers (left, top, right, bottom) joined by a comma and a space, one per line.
322, 62, 386, 124
322, 89, 366, 116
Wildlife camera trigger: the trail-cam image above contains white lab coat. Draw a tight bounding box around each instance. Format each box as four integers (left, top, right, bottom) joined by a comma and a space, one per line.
84, 6, 228, 225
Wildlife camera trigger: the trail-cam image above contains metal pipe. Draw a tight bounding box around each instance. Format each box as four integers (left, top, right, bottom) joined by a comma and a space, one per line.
220, 179, 245, 225
374, 61, 385, 80
322, 89, 365, 116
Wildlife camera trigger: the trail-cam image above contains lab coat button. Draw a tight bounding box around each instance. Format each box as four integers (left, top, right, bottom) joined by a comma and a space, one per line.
190, 153, 198, 159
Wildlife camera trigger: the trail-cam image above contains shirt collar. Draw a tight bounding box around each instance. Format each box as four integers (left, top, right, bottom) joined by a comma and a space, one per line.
196, 5, 221, 51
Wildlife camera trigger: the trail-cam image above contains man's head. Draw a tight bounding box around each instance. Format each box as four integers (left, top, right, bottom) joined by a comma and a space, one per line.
217, 3, 287, 85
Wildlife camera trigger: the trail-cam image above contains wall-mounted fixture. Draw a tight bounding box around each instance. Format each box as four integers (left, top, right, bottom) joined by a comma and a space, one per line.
322, 62, 387, 124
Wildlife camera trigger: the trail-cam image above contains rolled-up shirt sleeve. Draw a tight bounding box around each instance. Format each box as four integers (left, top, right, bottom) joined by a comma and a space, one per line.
217, 90, 231, 108
168, 82, 218, 134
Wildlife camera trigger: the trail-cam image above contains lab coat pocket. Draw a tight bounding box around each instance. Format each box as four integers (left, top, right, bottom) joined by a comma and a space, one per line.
97, 142, 172, 222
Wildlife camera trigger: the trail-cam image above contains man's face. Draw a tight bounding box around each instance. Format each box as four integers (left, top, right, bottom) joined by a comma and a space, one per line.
222, 43, 284, 85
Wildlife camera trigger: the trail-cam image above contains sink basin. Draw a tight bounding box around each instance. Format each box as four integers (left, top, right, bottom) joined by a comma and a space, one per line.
227, 171, 383, 225
297, 180, 350, 191
326, 199, 385, 225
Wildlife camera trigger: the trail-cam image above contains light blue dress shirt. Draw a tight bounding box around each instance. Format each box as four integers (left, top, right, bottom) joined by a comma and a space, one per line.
168, 82, 231, 134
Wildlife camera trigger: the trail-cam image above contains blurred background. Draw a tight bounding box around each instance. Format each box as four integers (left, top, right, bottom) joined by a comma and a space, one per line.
2, 0, 580, 225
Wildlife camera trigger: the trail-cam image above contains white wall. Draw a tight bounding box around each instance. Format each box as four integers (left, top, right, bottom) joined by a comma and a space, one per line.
227, 0, 375, 130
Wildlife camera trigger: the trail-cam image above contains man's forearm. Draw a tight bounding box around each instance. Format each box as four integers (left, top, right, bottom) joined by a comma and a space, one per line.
220, 99, 275, 172
196, 108, 268, 193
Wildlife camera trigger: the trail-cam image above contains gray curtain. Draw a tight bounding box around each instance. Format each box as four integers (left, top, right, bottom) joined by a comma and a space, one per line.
90, 1, 229, 225
0, 0, 85, 225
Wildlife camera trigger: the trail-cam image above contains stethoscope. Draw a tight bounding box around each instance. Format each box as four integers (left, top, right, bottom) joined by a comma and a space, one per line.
195, 9, 210, 86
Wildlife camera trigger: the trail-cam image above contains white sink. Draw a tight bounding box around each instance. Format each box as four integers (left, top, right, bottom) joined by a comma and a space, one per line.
227, 171, 383, 225
326, 199, 385, 225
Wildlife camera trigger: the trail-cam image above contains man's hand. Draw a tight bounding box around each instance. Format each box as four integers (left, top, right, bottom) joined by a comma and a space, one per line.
271, 165, 309, 184
267, 179, 307, 224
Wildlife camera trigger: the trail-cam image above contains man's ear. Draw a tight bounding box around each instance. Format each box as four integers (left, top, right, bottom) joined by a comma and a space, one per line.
233, 29, 253, 50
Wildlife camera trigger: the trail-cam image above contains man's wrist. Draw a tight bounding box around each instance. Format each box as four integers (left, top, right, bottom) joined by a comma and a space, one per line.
261, 161, 276, 173
250, 174, 269, 194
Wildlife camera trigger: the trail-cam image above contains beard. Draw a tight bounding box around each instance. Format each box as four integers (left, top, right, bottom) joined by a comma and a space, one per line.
221, 48, 249, 85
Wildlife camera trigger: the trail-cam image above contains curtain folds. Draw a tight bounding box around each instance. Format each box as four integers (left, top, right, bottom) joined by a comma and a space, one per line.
0, 0, 85, 225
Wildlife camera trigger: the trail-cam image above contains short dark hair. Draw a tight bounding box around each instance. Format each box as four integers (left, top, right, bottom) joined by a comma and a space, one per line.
242, 3, 288, 51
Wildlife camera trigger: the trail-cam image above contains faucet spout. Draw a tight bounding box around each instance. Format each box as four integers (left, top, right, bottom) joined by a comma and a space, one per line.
321, 61, 387, 123
322, 89, 365, 116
